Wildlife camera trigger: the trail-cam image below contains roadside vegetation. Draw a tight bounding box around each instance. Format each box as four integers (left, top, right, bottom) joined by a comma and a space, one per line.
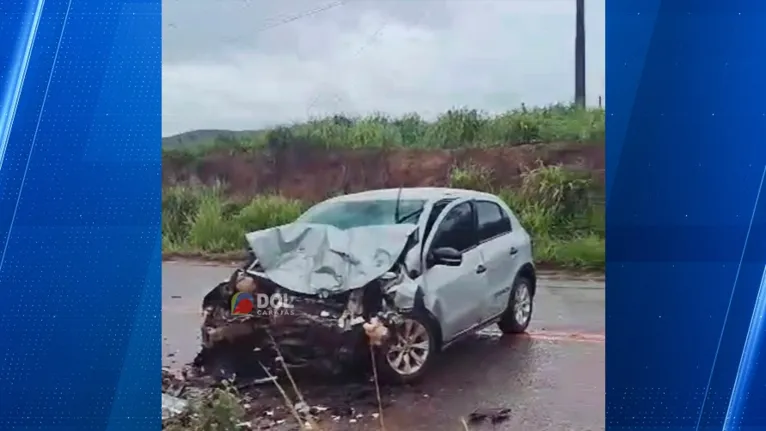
163, 383, 245, 431
162, 162, 605, 271
162, 104, 604, 270
163, 104, 604, 157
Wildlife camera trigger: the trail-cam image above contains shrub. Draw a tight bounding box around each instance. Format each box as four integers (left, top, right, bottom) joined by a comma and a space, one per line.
234, 196, 306, 232
163, 383, 245, 431
162, 186, 202, 244
186, 194, 244, 253
162, 191, 307, 253
495, 164, 599, 236
162, 185, 226, 244
519, 162, 591, 221
536, 234, 605, 270
449, 162, 495, 191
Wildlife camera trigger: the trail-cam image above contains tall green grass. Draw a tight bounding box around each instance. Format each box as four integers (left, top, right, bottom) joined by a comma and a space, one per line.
162, 163, 604, 270
162, 187, 306, 254
449, 162, 604, 269
163, 104, 605, 158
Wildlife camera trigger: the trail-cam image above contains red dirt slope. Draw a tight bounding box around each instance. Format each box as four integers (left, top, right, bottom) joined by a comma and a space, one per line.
162, 142, 604, 202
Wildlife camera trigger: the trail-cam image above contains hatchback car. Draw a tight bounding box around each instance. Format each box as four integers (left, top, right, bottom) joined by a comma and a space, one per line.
198, 187, 537, 384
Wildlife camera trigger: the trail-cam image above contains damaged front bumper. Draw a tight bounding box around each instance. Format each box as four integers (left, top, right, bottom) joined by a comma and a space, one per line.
193, 265, 418, 378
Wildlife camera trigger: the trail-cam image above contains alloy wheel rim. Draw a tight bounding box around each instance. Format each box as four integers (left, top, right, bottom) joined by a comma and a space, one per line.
386, 318, 430, 376
513, 283, 532, 325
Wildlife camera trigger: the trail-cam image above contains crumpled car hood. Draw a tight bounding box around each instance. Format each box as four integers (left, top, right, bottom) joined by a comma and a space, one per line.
245, 222, 417, 295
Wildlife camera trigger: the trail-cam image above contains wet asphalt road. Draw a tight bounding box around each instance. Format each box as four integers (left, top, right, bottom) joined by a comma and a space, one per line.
162, 261, 604, 431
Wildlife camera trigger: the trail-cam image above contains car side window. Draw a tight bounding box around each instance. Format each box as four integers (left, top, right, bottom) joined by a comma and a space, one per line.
431, 202, 477, 252
475, 200, 512, 242
423, 199, 452, 241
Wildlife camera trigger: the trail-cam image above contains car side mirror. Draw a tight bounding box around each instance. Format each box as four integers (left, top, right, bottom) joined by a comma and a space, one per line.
429, 247, 463, 267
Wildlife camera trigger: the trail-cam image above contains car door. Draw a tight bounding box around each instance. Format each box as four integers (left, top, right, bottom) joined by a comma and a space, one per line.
420, 198, 488, 341
473, 199, 520, 320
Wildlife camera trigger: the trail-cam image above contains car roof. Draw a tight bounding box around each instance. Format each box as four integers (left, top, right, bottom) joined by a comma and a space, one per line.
323, 187, 499, 204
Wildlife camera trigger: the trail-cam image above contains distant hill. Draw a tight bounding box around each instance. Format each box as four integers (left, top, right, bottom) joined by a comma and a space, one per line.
162, 129, 261, 150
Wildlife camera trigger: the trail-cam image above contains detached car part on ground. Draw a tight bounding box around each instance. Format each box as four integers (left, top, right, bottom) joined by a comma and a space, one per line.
194, 188, 537, 384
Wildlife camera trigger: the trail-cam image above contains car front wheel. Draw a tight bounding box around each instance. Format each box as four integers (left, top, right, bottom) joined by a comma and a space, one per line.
497, 275, 534, 333
376, 312, 437, 384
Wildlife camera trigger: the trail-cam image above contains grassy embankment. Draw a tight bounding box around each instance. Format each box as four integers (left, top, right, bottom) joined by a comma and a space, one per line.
162, 105, 605, 271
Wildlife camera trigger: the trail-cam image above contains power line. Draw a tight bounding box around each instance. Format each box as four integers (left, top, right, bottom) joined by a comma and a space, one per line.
253, 0, 350, 34
312, 19, 389, 112
305, 4, 433, 117
166, 1, 353, 43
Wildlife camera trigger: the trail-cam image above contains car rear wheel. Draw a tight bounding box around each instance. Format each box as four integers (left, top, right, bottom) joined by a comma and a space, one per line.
497, 276, 534, 334
376, 312, 437, 384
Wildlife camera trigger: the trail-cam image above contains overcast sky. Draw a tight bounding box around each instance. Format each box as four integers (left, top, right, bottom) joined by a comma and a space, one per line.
162, 0, 605, 136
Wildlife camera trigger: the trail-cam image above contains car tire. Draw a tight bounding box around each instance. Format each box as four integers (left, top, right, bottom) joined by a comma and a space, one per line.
497, 275, 534, 334
375, 311, 438, 385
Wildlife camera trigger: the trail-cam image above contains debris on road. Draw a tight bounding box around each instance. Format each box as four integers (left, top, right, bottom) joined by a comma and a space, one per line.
467, 407, 512, 425
161, 393, 188, 420
161, 365, 402, 430
363, 317, 389, 346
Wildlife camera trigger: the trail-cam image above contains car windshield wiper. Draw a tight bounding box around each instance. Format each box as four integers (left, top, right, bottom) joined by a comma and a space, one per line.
395, 209, 423, 223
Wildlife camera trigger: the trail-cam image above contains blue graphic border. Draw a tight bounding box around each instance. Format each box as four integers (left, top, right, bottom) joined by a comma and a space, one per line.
0, 0, 161, 429
607, 0, 766, 429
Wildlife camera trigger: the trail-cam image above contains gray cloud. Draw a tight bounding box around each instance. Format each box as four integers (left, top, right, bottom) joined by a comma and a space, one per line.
162, 0, 605, 136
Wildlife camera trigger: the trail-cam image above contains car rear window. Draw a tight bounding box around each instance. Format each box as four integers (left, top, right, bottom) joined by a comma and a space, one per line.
474, 200, 511, 242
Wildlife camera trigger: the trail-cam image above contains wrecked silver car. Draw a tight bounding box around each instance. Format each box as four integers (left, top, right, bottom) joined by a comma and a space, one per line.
195, 187, 538, 383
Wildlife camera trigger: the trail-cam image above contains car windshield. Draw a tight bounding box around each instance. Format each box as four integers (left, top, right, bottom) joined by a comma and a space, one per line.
296, 198, 426, 230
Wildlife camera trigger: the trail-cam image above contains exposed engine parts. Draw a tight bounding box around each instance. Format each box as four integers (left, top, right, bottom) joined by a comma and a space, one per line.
193, 264, 414, 380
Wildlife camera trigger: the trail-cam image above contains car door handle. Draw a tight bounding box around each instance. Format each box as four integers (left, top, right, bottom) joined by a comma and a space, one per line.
476, 265, 487, 274
510, 247, 519, 256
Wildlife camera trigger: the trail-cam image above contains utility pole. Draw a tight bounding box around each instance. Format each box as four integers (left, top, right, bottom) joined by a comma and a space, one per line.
575, 0, 586, 108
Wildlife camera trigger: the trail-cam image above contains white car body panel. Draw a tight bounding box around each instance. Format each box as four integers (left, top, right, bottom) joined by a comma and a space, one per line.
297, 187, 536, 345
